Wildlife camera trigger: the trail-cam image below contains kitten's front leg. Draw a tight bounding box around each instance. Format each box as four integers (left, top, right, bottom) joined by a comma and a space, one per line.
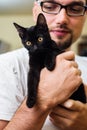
26, 67, 40, 108
45, 49, 63, 71
45, 52, 57, 71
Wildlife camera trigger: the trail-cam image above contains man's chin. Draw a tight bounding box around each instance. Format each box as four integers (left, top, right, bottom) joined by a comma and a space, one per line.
51, 34, 73, 50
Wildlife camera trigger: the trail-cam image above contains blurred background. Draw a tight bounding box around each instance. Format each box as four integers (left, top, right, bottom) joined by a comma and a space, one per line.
0, 0, 34, 53
0, 0, 87, 55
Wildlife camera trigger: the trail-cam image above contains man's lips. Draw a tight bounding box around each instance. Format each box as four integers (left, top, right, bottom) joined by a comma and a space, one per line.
50, 29, 70, 37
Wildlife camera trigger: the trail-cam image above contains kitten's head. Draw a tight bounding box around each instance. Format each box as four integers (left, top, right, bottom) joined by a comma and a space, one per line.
14, 13, 51, 54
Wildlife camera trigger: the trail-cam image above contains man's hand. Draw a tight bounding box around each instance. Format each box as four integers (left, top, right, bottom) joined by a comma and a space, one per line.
50, 99, 87, 130
37, 51, 82, 110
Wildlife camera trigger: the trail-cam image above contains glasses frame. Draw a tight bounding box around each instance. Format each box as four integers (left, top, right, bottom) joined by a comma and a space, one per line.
38, 1, 87, 17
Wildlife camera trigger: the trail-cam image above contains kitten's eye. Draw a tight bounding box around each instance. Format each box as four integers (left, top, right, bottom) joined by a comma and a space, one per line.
38, 37, 43, 43
26, 41, 32, 46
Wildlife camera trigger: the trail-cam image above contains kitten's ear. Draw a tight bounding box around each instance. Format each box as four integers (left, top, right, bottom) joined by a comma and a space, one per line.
13, 23, 26, 39
36, 13, 48, 29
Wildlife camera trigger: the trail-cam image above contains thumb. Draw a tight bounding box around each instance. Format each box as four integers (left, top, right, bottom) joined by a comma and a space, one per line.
62, 99, 84, 111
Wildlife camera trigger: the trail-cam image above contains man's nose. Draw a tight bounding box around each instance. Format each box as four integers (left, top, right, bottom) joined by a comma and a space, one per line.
55, 8, 69, 25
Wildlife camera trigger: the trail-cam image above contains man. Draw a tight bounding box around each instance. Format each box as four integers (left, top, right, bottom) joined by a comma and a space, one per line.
0, 0, 87, 130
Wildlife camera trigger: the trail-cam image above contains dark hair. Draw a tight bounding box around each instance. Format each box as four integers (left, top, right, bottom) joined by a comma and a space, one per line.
36, 0, 87, 4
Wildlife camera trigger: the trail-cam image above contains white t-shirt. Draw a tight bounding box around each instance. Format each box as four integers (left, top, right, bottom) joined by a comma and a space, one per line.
0, 48, 87, 130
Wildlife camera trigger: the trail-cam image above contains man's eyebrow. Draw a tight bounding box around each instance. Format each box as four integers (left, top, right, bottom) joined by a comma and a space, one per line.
68, 1, 85, 5
42, 0, 86, 6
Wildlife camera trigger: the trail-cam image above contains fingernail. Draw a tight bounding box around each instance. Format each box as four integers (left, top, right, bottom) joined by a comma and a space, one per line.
63, 100, 73, 108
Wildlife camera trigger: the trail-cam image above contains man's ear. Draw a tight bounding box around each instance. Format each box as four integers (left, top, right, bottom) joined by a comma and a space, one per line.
33, 1, 42, 22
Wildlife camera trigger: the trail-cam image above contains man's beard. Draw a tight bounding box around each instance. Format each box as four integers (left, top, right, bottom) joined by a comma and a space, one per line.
56, 33, 73, 51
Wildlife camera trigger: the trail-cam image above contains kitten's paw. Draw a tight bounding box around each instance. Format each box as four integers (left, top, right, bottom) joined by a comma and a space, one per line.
46, 63, 55, 71
26, 98, 36, 108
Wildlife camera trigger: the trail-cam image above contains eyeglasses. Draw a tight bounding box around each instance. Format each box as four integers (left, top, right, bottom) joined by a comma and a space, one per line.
38, 1, 87, 17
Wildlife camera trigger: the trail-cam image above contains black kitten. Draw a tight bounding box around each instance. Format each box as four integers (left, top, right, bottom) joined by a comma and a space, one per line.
14, 13, 86, 108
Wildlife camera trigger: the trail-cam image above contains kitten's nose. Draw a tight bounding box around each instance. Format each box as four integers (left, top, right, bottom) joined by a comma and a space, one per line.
34, 45, 37, 50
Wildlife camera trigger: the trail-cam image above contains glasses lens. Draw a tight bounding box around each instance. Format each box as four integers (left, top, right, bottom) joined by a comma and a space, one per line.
67, 5, 85, 16
41, 2, 60, 14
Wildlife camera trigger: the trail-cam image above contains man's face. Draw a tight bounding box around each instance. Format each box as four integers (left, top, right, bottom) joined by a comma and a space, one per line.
34, 0, 87, 49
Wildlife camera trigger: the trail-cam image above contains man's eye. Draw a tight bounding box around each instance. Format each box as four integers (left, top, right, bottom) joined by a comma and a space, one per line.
43, 3, 57, 11
38, 37, 43, 43
69, 5, 83, 13
44, 5, 54, 10
26, 41, 32, 46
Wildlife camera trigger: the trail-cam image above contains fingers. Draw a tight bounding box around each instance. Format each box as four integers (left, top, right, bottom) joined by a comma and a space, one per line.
71, 61, 78, 68
72, 68, 82, 76
50, 105, 73, 119
56, 51, 80, 72
50, 114, 70, 130
50, 101, 87, 130
49, 106, 73, 129
57, 51, 75, 61
56, 51, 82, 77
62, 99, 84, 111
50, 100, 85, 121
77, 69, 82, 76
